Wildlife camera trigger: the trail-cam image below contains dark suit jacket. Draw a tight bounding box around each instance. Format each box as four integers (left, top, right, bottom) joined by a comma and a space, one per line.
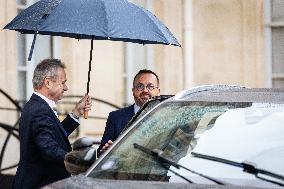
13, 94, 79, 189
97, 105, 135, 157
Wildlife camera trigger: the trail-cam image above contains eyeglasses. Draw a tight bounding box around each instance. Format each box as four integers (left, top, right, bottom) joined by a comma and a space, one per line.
134, 83, 158, 91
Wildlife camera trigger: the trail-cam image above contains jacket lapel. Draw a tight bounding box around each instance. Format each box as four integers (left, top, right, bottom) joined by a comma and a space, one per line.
49, 107, 68, 137
31, 94, 69, 138
126, 104, 135, 117
124, 104, 135, 124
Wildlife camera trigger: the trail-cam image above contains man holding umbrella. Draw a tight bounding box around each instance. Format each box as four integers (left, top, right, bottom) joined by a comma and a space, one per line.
13, 59, 92, 189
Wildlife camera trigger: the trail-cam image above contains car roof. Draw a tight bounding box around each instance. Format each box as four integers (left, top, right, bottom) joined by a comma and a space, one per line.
173, 85, 284, 104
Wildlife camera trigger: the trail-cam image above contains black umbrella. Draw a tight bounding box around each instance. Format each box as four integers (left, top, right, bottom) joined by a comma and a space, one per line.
4, 0, 180, 118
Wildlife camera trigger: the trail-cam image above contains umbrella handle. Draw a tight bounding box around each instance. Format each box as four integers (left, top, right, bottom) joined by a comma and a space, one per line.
84, 111, 88, 119
83, 94, 89, 119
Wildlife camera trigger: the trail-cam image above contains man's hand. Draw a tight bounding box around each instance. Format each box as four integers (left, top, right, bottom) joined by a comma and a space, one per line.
72, 94, 92, 117
100, 140, 113, 154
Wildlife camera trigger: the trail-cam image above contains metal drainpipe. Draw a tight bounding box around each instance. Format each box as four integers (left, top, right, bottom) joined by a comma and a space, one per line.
264, 0, 272, 87
124, 43, 134, 106
184, 0, 194, 88
146, 0, 154, 71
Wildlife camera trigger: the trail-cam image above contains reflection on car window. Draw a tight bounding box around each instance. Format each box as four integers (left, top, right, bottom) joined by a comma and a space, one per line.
88, 101, 251, 181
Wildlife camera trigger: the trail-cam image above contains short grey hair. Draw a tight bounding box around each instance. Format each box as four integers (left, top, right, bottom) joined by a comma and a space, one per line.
32, 58, 66, 89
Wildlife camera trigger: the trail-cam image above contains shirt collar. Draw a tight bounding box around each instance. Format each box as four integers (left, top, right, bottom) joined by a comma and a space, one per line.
134, 103, 140, 114
34, 92, 56, 110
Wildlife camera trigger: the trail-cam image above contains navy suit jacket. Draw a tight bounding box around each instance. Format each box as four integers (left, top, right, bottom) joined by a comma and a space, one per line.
13, 94, 79, 189
97, 105, 134, 157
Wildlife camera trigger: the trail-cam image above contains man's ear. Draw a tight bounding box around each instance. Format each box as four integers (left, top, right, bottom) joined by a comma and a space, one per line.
44, 77, 52, 89
157, 87, 161, 95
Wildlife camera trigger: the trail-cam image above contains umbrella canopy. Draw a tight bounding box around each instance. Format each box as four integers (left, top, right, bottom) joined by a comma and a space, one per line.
4, 0, 180, 46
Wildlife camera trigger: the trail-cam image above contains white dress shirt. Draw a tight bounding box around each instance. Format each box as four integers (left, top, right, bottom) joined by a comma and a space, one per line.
134, 103, 140, 114
33, 92, 79, 123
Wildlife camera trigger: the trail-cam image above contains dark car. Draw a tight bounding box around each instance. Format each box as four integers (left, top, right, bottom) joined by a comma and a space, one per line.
44, 85, 284, 189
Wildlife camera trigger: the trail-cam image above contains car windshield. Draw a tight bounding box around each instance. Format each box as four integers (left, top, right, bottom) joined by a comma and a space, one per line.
182, 103, 284, 186
88, 101, 252, 181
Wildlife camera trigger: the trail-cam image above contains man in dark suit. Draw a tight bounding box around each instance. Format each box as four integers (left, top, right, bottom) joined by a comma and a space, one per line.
98, 69, 160, 156
13, 59, 92, 189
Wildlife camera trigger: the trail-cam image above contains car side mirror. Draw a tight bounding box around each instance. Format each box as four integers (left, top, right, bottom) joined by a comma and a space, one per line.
64, 137, 97, 175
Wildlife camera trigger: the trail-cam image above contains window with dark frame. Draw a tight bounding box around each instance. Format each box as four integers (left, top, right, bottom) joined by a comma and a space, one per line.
268, 0, 284, 87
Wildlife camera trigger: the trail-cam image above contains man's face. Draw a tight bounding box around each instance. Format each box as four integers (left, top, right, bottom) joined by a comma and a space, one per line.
132, 73, 160, 107
47, 67, 68, 102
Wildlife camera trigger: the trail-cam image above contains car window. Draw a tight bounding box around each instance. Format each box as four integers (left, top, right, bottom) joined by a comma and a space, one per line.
123, 95, 173, 132
88, 101, 251, 181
